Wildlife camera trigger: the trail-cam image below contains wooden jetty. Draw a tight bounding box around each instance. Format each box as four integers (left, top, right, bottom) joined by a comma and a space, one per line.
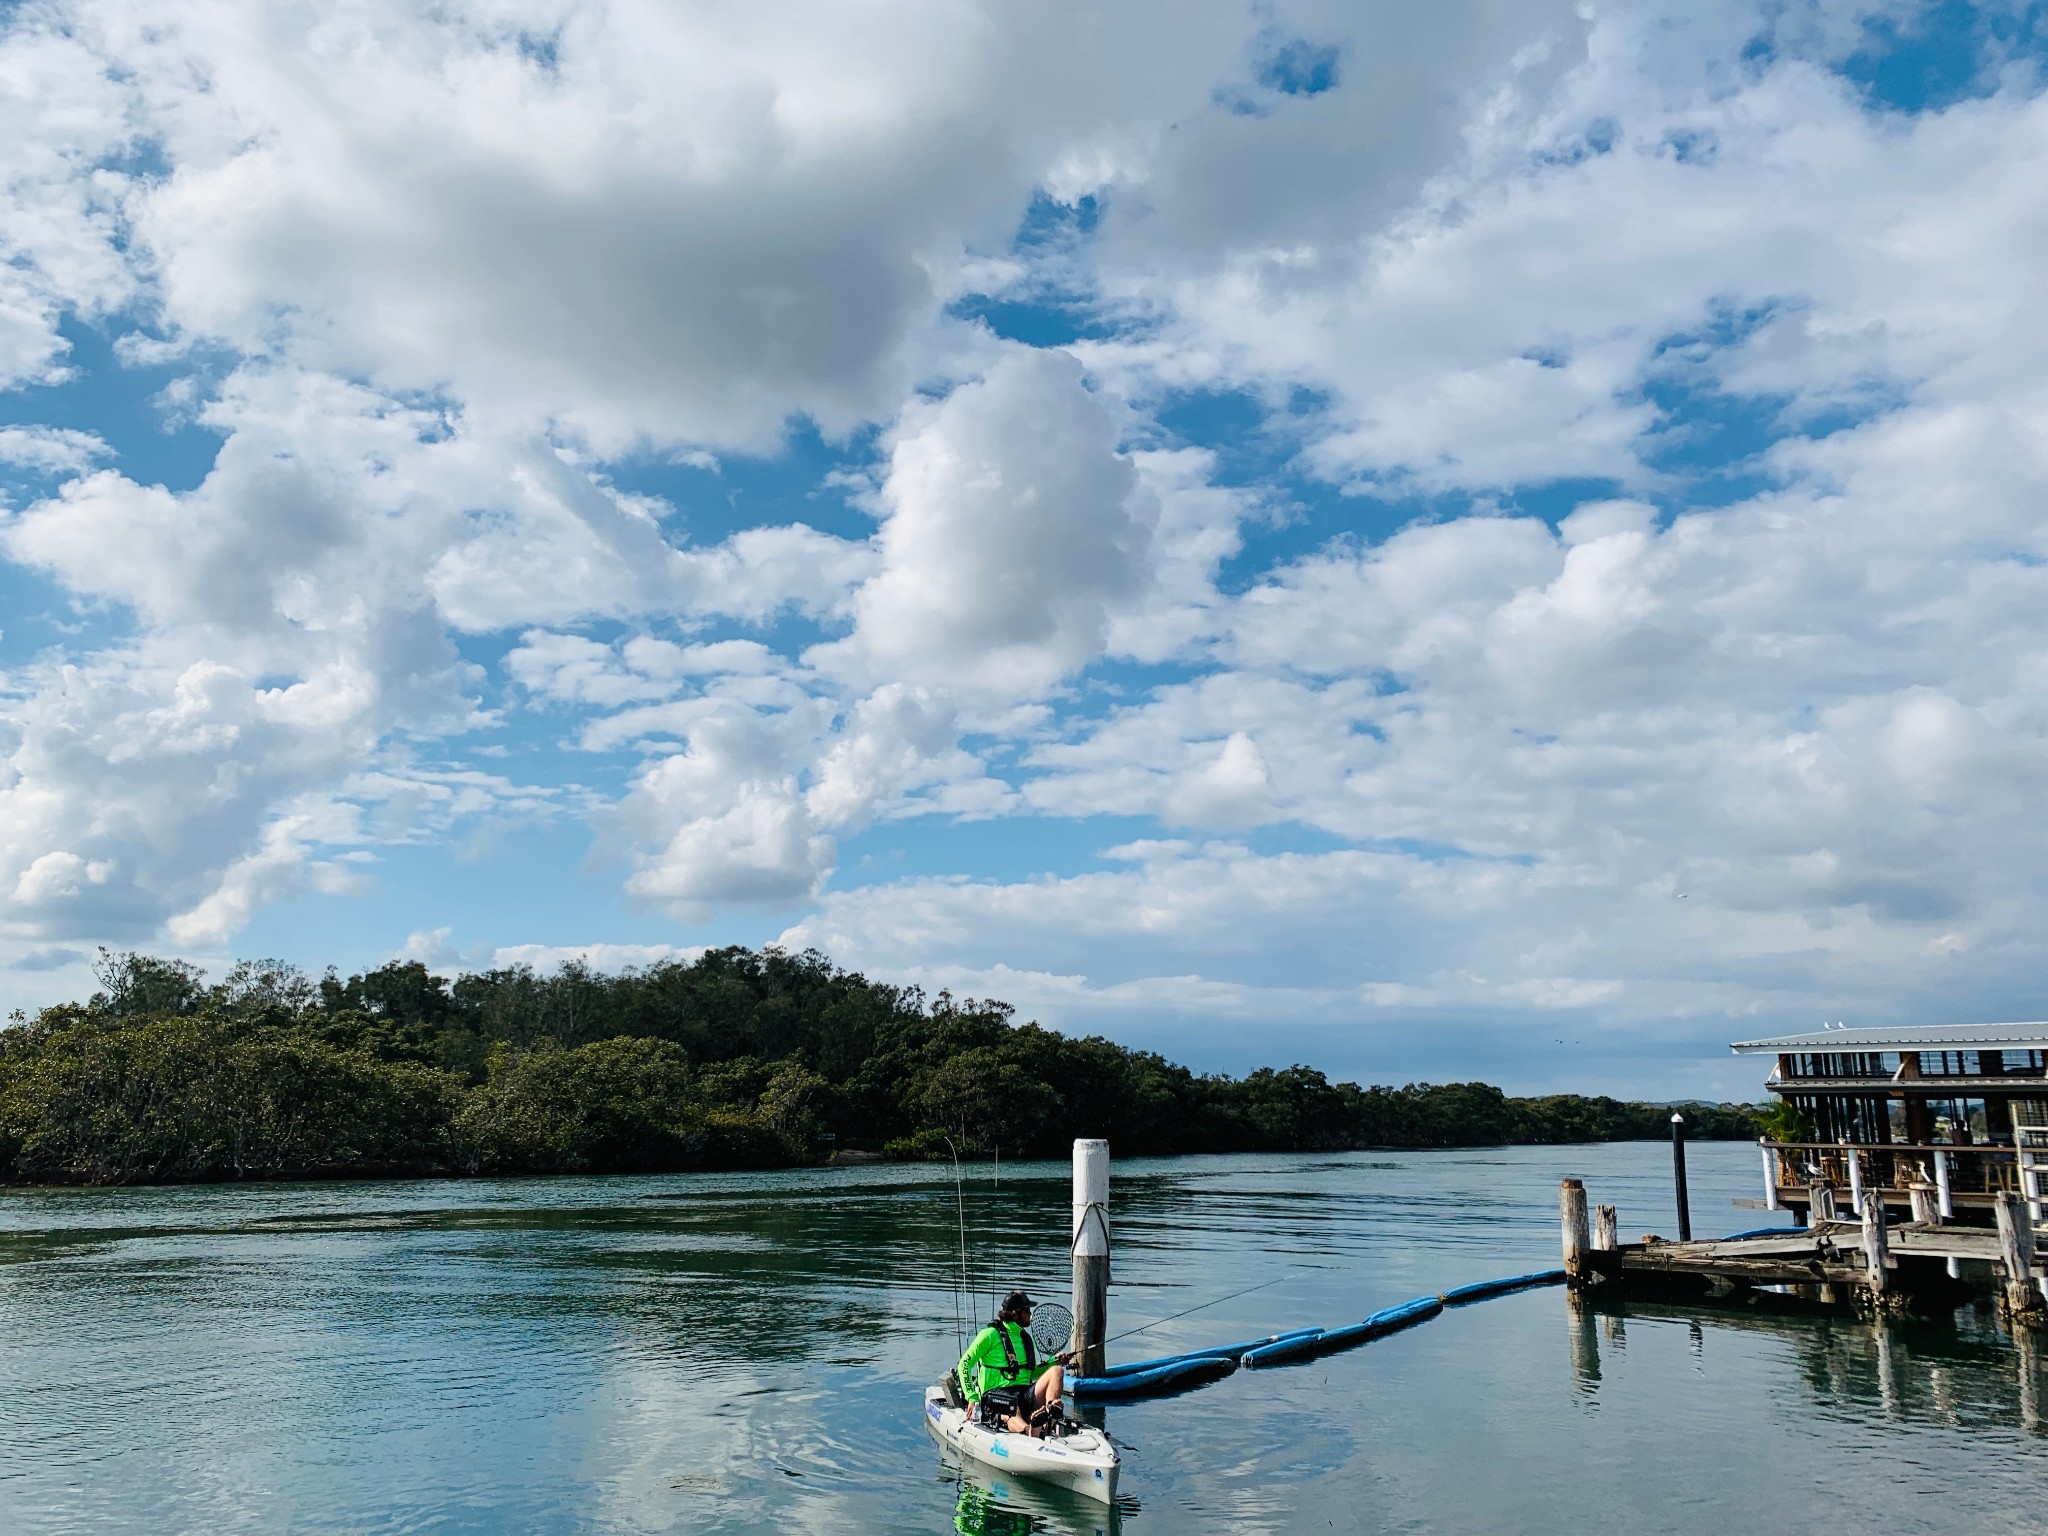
1560, 1175, 2048, 1324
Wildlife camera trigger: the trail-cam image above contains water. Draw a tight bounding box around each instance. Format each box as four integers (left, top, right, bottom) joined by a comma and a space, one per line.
2, 1142, 2043, 1534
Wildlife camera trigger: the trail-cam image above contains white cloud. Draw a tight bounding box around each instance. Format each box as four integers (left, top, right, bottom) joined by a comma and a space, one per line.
487, 941, 708, 974
0, 425, 111, 474
4, 0, 2048, 1089
816, 347, 1153, 697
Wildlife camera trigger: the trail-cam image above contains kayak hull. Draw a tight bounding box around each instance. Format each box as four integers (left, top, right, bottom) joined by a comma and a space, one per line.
923, 1386, 1119, 1504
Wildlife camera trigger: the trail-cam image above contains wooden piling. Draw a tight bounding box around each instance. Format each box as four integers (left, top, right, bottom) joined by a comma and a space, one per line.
1995, 1191, 2038, 1322
1809, 1180, 1837, 1223
1561, 1179, 1590, 1284
1860, 1192, 1890, 1303
1071, 1139, 1110, 1377
1909, 1178, 1939, 1227
1594, 1204, 1618, 1252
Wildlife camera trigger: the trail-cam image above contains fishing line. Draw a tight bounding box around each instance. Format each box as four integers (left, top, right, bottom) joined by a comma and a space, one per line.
943, 1138, 967, 1354
1100, 1275, 1291, 1347
946, 1136, 977, 1336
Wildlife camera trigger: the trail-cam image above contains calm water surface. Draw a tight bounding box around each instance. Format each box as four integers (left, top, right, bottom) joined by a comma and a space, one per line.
3, 1142, 2042, 1534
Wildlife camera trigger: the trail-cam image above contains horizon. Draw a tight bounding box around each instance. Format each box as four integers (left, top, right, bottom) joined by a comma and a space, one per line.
4, 2, 2046, 1107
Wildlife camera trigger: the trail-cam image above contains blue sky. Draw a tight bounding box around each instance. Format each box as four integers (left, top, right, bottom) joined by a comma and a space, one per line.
3, 0, 2047, 1098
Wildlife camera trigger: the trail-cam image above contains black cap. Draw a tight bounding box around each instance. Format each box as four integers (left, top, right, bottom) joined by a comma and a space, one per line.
1001, 1289, 1034, 1315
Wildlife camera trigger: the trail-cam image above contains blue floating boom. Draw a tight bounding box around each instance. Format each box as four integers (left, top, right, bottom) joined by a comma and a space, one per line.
1057, 1264, 1594, 1401
1439, 1269, 1567, 1306
1095, 1328, 1323, 1378
1068, 1354, 1238, 1399
1240, 1296, 1444, 1368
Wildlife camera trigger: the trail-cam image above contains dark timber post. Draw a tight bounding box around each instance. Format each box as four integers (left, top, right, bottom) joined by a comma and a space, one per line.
1671, 1112, 1692, 1243
1072, 1139, 1109, 1377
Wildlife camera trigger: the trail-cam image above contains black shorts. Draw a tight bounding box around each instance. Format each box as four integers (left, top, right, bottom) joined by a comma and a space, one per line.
976, 1386, 1031, 1425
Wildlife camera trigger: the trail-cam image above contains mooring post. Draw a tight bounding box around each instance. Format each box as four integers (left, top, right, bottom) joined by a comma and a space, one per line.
1810, 1179, 1837, 1223
1560, 1179, 1590, 1283
1995, 1191, 2039, 1322
1670, 1113, 1691, 1242
1861, 1192, 1890, 1302
1845, 1144, 1865, 1218
1909, 1175, 1939, 1227
1071, 1138, 1110, 1377
1594, 1204, 1618, 1252
1760, 1140, 1780, 1211
1934, 1150, 1953, 1219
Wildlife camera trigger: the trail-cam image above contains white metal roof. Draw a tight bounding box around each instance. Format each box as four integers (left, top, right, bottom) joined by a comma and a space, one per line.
1730, 1022, 2048, 1054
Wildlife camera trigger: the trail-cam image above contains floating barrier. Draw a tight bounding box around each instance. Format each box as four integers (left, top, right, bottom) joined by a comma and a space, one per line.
1068, 1354, 1237, 1399
1439, 1269, 1566, 1306
1094, 1328, 1323, 1378
1077, 1262, 1577, 1396
1241, 1296, 1442, 1368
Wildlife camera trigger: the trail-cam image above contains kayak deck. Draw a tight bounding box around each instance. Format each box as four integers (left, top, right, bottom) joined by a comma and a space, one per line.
923, 1385, 1119, 1504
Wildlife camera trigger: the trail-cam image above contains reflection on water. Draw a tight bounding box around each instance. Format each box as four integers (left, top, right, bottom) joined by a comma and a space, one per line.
937, 1446, 1121, 1536
3, 1144, 2045, 1533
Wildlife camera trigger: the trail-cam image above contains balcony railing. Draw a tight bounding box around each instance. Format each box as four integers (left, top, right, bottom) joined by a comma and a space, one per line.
1759, 1140, 2024, 1213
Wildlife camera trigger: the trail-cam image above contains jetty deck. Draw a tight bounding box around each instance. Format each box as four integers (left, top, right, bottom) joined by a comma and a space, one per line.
1593, 1223, 2001, 1293
1559, 1175, 2046, 1320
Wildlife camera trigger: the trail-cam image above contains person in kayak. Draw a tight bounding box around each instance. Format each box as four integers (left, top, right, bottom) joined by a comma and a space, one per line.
955, 1290, 1065, 1436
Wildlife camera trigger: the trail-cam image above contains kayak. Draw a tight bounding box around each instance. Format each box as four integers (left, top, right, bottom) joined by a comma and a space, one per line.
923, 1385, 1120, 1504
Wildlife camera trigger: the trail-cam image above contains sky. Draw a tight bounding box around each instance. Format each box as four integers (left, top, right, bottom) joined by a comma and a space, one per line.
2, 0, 2046, 1099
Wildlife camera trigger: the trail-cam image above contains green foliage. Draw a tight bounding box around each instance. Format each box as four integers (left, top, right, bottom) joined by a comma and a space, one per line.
0, 947, 1766, 1186
0, 1008, 461, 1183
1755, 1098, 1809, 1143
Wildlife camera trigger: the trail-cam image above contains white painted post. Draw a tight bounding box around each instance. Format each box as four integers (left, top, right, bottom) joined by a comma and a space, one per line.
1760, 1141, 1780, 1211
1071, 1139, 1109, 1379
1934, 1149, 1953, 1219
1845, 1145, 1865, 1218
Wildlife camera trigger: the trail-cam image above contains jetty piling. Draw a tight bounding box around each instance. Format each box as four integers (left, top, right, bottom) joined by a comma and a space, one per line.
1910, 1177, 1939, 1227
1072, 1139, 1110, 1377
1861, 1192, 1892, 1304
1560, 1179, 1590, 1283
1594, 1204, 1618, 1252
1994, 1192, 2040, 1322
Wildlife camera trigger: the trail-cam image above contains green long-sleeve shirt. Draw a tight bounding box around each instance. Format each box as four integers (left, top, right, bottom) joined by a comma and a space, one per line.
956, 1322, 1049, 1403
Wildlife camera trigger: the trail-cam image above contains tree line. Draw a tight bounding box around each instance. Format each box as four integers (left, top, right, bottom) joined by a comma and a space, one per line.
0, 947, 1761, 1185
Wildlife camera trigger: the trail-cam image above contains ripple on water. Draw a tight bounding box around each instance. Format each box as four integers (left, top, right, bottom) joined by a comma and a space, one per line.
2, 1144, 2044, 1535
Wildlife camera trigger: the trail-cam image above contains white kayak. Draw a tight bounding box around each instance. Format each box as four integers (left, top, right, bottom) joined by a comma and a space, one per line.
923, 1385, 1120, 1503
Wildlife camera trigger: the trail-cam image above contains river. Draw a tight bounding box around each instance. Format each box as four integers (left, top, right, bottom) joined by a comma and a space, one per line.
2, 1141, 2041, 1533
